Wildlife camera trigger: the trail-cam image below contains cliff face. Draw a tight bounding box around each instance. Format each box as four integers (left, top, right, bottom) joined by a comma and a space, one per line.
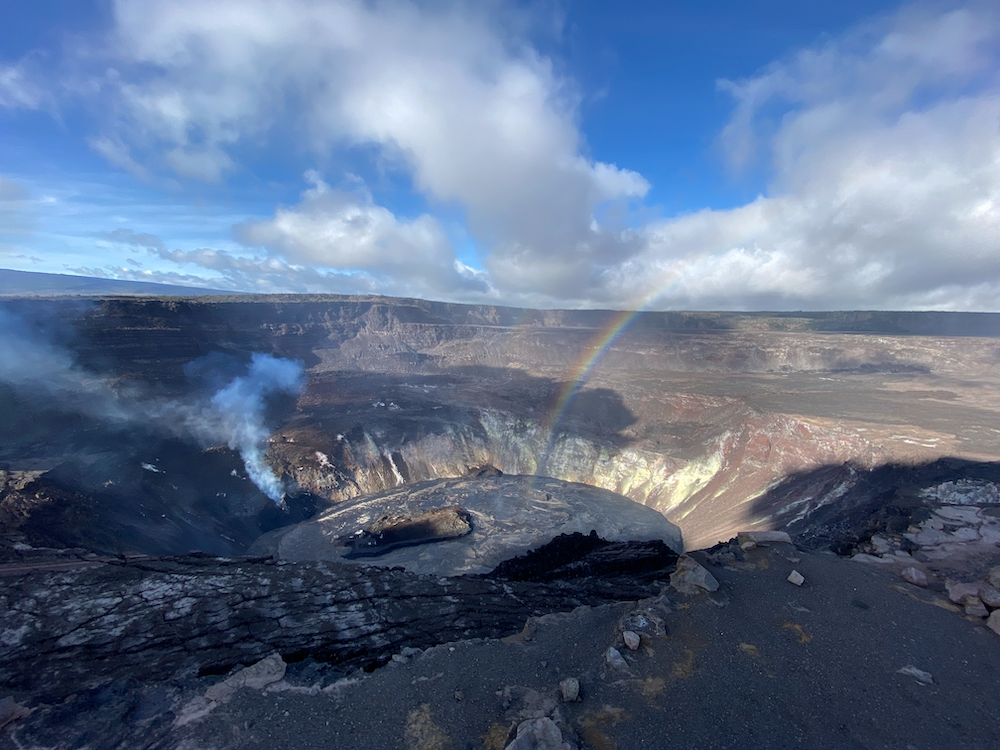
2, 296, 998, 554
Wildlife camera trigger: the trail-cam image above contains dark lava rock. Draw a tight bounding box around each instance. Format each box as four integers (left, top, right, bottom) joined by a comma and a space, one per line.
488, 531, 679, 583
342, 505, 473, 558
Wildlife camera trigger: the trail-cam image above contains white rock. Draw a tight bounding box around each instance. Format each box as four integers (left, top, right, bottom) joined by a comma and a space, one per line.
204, 653, 286, 703
897, 665, 933, 685
787, 570, 805, 586
980, 527, 1000, 546
933, 507, 983, 524
901, 567, 928, 587
622, 630, 641, 651
948, 526, 980, 543
558, 677, 580, 703
605, 647, 629, 670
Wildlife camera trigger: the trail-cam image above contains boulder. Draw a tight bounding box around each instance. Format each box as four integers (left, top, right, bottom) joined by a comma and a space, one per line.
964, 597, 989, 618
978, 584, 1000, 610
946, 581, 981, 605
987, 610, 1000, 637
504, 717, 575, 750
989, 566, 1000, 589
787, 570, 805, 586
670, 555, 720, 595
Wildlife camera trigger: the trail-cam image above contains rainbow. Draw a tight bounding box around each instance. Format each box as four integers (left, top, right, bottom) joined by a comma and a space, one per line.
534, 262, 691, 475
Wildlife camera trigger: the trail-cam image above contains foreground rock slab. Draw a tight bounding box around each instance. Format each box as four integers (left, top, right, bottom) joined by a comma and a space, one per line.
0, 551, 674, 697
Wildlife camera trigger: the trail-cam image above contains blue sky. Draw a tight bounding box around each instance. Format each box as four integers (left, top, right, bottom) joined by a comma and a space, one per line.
1, 0, 998, 310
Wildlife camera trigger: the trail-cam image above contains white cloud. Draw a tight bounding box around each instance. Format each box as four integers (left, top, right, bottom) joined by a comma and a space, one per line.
77, 0, 645, 298
626, 3, 1000, 311
4, 1, 999, 310
0, 62, 46, 110
89, 137, 152, 182
163, 146, 234, 182
236, 171, 492, 297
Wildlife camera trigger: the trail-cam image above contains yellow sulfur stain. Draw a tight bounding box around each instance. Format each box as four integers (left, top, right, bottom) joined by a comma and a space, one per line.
738, 643, 761, 659
578, 706, 631, 750
404, 704, 451, 750
480, 722, 510, 750
640, 676, 666, 698
671, 648, 697, 679
782, 622, 812, 644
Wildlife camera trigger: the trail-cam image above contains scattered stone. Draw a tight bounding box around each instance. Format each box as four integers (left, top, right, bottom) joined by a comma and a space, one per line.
391, 654, 410, 664
901, 567, 928, 587
504, 717, 574, 750
605, 647, 629, 670
946, 581, 981, 605
897, 665, 934, 685
400, 646, 423, 658
622, 630, 641, 651
988, 566, 1000, 589
787, 570, 805, 586
978, 584, 1000, 610
987, 610, 1000, 637
870, 535, 893, 555
454, 690, 463, 701
558, 678, 580, 703
669, 554, 720, 594
0, 696, 31, 729
204, 653, 286, 703
964, 596, 989, 618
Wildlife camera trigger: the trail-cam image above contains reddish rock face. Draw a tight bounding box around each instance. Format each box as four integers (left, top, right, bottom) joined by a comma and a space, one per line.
1, 297, 999, 556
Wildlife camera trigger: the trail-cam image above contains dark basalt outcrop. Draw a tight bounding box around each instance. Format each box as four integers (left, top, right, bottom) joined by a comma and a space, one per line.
0, 540, 677, 699
341, 505, 473, 558
487, 531, 679, 583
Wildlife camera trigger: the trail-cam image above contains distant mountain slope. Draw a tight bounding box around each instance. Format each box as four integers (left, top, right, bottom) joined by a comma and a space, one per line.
0, 269, 229, 297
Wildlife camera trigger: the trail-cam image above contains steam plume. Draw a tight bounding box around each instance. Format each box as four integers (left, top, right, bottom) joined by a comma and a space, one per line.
202, 354, 304, 505
0, 310, 304, 507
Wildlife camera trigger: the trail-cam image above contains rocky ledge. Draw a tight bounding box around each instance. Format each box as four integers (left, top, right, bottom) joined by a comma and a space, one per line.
0, 536, 678, 700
